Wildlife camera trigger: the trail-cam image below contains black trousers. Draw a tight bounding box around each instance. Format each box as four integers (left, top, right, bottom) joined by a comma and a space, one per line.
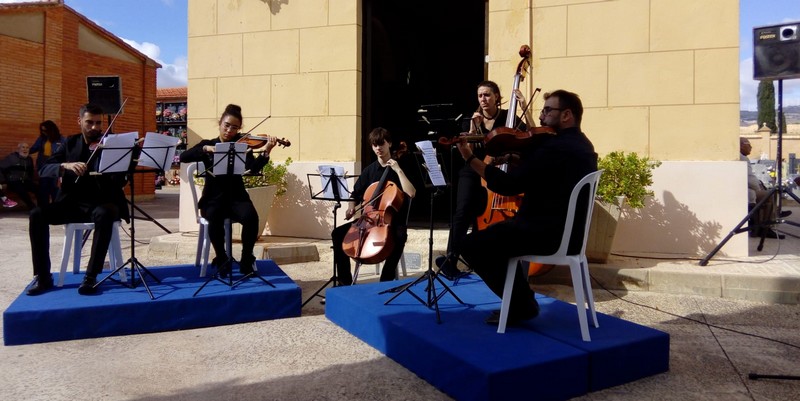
447, 165, 487, 258
29, 200, 121, 279
203, 199, 259, 261
9, 180, 38, 209
460, 220, 556, 317
331, 222, 407, 285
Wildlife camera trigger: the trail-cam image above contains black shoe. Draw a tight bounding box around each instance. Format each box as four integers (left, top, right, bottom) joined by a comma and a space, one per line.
239, 255, 255, 275
212, 256, 231, 278
485, 301, 540, 326
26, 274, 53, 296
779, 210, 792, 218
78, 275, 97, 295
764, 229, 785, 239
435, 255, 461, 280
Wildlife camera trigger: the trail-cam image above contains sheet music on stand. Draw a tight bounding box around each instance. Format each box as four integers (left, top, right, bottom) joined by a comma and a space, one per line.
98, 132, 138, 173
317, 165, 351, 201
414, 140, 447, 187
213, 142, 247, 175
138, 132, 180, 171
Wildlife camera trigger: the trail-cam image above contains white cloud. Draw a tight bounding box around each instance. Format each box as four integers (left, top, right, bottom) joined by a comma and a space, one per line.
122, 38, 187, 88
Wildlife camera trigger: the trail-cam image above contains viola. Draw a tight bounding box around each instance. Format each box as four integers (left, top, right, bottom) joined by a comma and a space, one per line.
341, 143, 407, 264
483, 126, 555, 156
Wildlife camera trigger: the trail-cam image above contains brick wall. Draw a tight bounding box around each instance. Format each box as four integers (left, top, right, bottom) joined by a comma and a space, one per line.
0, 5, 157, 196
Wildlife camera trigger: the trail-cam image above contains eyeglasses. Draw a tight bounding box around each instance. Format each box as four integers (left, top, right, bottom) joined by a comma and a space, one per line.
222, 122, 241, 132
540, 107, 564, 114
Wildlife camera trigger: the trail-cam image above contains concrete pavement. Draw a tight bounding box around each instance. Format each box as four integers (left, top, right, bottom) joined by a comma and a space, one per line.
0, 186, 799, 400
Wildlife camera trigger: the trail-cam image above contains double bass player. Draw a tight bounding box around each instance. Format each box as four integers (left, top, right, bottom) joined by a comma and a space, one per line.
331, 127, 416, 285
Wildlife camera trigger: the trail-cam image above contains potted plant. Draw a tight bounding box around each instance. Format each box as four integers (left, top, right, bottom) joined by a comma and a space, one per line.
236, 157, 292, 239
587, 151, 660, 263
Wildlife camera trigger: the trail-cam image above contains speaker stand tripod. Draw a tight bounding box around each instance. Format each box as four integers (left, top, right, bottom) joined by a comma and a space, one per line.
700, 79, 800, 267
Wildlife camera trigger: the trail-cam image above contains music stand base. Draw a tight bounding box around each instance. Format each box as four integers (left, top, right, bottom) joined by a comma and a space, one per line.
95, 257, 161, 300
193, 259, 275, 297
383, 270, 465, 324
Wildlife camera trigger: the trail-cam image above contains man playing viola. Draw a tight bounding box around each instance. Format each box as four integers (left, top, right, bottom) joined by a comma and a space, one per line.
455, 89, 597, 325
331, 127, 416, 285
27, 103, 131, 296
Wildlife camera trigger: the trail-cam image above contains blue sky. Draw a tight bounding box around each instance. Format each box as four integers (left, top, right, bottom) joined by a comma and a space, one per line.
1, 0, 798, 109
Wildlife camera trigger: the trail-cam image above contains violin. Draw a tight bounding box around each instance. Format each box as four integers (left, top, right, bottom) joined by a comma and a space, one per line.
231, 115, 291, 149
236, 133, 291, 149
341, 143, 407, 264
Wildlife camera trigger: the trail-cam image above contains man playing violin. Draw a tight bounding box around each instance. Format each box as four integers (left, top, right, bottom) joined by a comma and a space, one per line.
331, 127, 416, 285
455, 89, 597, 325
27, 103, 131, 296
437, 80, 530, 279
180, 104, 279, 277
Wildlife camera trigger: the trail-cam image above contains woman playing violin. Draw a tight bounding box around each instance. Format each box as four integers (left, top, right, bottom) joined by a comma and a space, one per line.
179, 104, 279, 276
436, 80, 529, 279
331, 127, 416, 285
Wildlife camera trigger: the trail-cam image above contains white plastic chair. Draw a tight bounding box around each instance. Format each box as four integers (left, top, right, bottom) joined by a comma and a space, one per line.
187, 163, 232, 277
187, 163, 213, 276
58, 221, 126, 287
497, 170, 603, 341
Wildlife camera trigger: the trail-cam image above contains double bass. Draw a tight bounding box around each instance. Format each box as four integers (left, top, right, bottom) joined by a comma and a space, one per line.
475, 45, 531, 231
341, 144, 407, 264
477, 45, 548, 276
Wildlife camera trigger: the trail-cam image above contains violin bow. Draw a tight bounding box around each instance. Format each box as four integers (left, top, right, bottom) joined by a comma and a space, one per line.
76, 97, 129, 183
241, 115, 272, 138
516, 87, 541, 131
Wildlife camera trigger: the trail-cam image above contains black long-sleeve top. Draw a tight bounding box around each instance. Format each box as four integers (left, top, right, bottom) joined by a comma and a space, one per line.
483, 127, 598, 253
179, 137, 269, 209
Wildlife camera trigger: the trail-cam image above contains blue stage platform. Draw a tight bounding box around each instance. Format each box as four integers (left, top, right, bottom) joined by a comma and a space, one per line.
3, 260, 301, 346
326, 275, 670, 401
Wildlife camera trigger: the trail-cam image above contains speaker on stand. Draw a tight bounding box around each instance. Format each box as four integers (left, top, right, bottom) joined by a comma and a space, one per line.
754, 22, 800, 81
87, 76, 122, 122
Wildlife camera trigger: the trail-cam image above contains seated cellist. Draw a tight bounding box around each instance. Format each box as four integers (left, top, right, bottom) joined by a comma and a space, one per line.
331, 127, 416, 285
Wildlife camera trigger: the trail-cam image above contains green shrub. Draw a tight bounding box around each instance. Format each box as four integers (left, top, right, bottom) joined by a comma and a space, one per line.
596, 151, 660, 208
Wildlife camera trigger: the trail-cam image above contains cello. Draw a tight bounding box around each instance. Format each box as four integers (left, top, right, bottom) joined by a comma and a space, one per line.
341, 144, 407, 265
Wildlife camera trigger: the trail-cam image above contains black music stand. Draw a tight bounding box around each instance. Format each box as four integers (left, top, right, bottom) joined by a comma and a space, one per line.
93, 134, 163, 299
382, 143, 465, 323
193, 143, 275, 297
302, 167, 356, 307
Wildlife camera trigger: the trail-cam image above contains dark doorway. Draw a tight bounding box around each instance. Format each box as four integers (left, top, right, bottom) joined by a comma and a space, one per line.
363, 0, 486, 227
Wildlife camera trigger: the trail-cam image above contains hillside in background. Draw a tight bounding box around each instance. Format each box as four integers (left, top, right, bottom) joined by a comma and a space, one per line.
741, 105, 800, 126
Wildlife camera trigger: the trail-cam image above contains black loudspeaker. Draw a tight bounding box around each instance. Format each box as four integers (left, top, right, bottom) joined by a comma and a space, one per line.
754, 22, 800, 81
86, 76, 122, 114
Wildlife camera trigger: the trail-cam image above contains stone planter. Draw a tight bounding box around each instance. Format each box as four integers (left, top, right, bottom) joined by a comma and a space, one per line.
585, 197, 624, 264
232, 185, 278, 240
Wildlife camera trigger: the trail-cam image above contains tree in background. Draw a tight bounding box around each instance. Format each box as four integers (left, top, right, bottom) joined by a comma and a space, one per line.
757, 80, 777, 133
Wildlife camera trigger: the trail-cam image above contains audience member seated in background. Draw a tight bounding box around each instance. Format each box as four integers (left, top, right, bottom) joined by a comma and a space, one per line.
0, 142, 38, 209
740, 137, 789, 239
0, 187, 18, 208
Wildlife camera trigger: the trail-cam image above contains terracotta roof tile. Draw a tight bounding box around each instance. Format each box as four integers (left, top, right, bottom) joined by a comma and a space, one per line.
157, 87, 187, 100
